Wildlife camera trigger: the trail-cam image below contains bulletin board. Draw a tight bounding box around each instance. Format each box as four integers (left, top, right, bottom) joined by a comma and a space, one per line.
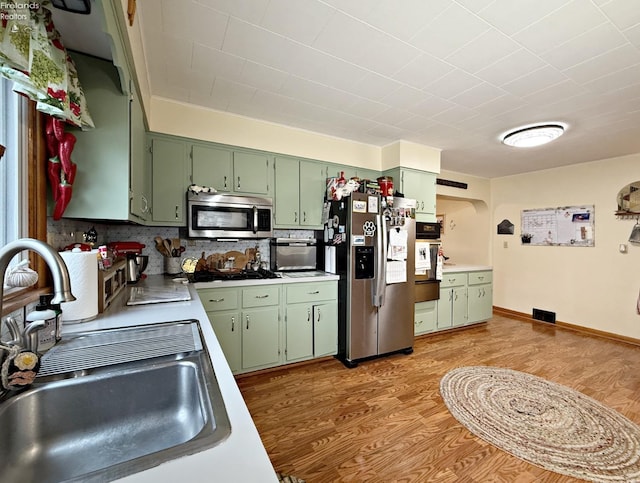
521, 205, 595, 246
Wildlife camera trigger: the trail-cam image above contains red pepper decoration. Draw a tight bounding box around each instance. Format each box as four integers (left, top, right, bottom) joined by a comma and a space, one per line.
47, 156, 62, 201
53, 175, 73, 221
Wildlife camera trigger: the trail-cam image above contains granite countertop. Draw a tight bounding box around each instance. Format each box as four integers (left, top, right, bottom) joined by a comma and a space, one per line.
61, 275, 278, 483
442, 264, 492, 273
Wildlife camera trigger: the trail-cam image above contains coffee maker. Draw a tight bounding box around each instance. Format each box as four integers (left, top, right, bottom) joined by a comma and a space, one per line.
126, 254, 148, 284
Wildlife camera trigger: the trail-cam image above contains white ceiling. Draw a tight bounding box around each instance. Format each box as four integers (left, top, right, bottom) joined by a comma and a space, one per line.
63, 1, 640, 178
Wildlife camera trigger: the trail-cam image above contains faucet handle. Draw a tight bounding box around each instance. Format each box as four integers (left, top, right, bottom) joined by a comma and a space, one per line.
3, 316, 22, 346
23, 320, 46, 354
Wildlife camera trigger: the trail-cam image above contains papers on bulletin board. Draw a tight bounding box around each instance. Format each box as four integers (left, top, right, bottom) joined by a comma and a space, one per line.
521, 205, 594, 246
386, 260, 406, 284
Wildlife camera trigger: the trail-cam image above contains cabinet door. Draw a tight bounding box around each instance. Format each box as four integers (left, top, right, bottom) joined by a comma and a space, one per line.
233, 152, 270, 194
61, 53, 130, 220
436, 288, 453, 329
151, 137, 187, 224
452, 287, 468, 326
242, 307, 280, 370
274, 157, 300, 225
285, 304, 313, 361
209, 311, 241, 373
191, 144, 233, 192
468, 284, 493, 323
299, 160, 325, 226
414, 301, 436, 335
129, 85, 149, 221
313, 301, 337, 357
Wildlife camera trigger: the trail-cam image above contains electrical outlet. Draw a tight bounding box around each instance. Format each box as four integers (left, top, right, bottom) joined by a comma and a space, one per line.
503, 241, 508, 248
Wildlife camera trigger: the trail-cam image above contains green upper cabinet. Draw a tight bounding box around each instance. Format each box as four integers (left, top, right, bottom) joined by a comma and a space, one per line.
59, 52, 142, 221
384, 167, 436, 221
274, 157, 326, 228
190, 144, 270, 196
129, 84, 150, 221
233, 152, 271, 195
191, 144, 233, 192
150, 136, 188, 225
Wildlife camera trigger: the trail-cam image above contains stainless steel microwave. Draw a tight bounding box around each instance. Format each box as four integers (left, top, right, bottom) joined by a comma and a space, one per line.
187, 193, 273, 239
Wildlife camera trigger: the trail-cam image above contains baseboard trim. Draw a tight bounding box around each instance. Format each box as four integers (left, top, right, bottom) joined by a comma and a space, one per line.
493, 306, 640, 347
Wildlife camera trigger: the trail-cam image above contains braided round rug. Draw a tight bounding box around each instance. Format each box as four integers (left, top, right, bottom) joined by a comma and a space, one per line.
440, 366, 640, 482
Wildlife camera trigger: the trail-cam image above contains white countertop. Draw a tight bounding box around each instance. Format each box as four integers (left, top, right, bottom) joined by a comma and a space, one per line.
61, 275, 279, 483
193, 270, 339, 289
442, 264, 492, 273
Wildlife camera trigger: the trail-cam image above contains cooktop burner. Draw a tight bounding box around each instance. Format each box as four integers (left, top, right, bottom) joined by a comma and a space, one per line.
190, 267, 281, 282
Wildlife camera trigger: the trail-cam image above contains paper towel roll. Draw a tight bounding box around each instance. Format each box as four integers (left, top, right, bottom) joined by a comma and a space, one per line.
60, 249, 99, 323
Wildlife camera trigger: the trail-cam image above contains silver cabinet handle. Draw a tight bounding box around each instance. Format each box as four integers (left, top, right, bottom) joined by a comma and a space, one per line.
294, 211, 298, 222
255, 294, 269, 299
237, 176, 241, 189
175, 205, 179, 219
209, 298, 225, 302
303, 211, 306, 222
246, 314, 250, 330
317, 308, 321, 322
224, 175, 227, 189
308, 291, 320, 294
307, 308, 311, 322
231, 316, 235, 332
478, 276, 484, 280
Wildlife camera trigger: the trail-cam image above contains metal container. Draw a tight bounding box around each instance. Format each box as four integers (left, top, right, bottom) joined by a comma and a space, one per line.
270, 238, 317, 271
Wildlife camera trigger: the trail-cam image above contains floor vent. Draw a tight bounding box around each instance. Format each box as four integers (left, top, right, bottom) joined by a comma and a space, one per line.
532, 308, 556, 323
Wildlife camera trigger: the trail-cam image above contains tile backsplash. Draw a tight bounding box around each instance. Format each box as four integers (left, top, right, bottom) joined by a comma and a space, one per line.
47, 218, 315, 275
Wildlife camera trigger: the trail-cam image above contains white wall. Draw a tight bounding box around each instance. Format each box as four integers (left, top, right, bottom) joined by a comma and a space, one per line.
436, 170, 492, 265
491, 153, 640, 338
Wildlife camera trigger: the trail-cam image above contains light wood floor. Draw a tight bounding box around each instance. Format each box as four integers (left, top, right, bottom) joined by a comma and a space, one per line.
237, 315, 640, 482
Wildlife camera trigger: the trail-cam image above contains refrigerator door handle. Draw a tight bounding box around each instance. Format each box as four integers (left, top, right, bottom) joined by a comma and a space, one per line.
372, 212, 387, 308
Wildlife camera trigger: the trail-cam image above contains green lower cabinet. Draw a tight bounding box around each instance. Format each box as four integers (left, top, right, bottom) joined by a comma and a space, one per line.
285, 304, 314, 362
313, 301, 338, 357
285, 300, 338, 362
242, 307, 280, 370
208, 311, 241, 373
468, 284, 493, 324
414, 301, 437, 335
437, 287, 468, 329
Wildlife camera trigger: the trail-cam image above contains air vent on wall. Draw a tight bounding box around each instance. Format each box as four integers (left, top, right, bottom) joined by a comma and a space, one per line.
436, 178, 468, 190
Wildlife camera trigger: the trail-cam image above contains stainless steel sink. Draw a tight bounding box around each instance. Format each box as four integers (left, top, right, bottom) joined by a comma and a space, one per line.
0, 320, 231, 483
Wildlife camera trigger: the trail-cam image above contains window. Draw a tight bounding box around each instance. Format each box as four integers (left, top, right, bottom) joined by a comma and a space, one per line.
0, 76, 26, 247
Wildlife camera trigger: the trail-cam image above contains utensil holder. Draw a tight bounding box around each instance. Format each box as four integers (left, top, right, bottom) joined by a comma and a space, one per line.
164, 257, 182, 275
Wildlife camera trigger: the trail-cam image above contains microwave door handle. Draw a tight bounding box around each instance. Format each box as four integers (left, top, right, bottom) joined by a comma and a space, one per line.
253, 205, 258, 234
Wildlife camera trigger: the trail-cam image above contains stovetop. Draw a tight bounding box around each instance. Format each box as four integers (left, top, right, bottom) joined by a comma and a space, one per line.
190, 267, 282, 283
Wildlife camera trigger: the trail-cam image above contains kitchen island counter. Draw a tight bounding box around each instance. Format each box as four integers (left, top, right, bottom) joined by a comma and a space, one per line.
60, 275, 278, 483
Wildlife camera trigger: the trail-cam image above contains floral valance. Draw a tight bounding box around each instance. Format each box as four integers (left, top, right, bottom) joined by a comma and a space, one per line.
0, 0, 93, 129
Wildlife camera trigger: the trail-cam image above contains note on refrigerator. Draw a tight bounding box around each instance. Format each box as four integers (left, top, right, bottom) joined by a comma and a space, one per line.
386, 260, 406, 284
388, 228, 408, 261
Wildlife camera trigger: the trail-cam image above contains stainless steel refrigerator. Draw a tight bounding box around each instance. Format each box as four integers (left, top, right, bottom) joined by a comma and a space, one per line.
327, 192, 416, 367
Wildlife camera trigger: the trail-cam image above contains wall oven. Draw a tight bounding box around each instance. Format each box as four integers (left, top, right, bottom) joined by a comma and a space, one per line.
187, 193, 273, 239
415, 222, 442, 302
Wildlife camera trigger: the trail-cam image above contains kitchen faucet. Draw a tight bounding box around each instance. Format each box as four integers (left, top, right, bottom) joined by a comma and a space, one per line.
0, 238, 76, 397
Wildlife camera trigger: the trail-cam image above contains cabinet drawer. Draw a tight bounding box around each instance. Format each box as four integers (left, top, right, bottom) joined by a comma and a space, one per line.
199, 288, 239, 312
468, 271, 492, 285
242, 286, 280, 308
286, 282, 337, 304
440, 273, 467, 287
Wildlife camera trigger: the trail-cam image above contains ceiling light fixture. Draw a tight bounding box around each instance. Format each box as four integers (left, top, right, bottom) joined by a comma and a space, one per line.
500, 123, 566, 148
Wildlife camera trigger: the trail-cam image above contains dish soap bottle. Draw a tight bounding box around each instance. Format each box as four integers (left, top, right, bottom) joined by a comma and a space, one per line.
25, 296, 58, 353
